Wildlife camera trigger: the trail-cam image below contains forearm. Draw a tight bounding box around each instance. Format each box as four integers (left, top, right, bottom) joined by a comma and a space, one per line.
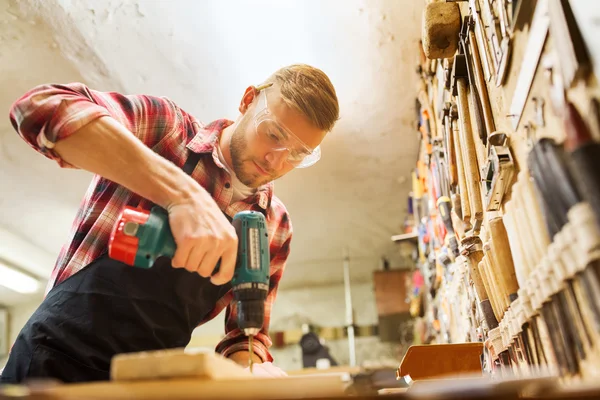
53, 116, 196, 209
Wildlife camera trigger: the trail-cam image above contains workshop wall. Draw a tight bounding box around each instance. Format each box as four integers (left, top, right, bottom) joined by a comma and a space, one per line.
267, 282, 404, 371
188, 281, 409, 371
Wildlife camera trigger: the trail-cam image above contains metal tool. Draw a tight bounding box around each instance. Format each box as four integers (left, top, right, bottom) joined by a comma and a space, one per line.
437, 196, 460, 258
508, 0, 550, 130
481, 0, 512, 86
108, 206, 271, 373
532, 97, 546, 127
442, 103, 459, 190
481, 132, 515, 211
468, 0, 494, 81
548, 0, 591, 88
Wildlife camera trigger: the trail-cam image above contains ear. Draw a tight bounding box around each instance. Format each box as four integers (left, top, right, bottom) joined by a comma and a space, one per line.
238, 86, 258, 114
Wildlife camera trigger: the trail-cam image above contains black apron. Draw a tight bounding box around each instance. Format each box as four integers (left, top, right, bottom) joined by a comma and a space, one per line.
0, 151, 232, 384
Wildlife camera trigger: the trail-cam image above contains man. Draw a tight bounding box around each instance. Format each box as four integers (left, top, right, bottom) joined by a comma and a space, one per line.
0, 64, 339, 383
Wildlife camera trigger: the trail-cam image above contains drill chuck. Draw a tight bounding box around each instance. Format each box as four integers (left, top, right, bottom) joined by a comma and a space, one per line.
234, 282, 269, 335
237, 298, 267, 336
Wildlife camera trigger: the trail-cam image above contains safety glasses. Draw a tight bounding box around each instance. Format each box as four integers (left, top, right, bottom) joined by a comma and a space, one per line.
251, 84, 321, 168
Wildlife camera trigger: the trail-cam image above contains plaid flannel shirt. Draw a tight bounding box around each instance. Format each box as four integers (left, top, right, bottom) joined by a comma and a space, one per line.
8, 82, 293, 362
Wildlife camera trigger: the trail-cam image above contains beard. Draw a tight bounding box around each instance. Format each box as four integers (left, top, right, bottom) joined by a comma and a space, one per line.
230, 115, 276, 188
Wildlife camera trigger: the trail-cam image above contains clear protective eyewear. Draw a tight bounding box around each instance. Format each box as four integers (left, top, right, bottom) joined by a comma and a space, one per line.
251, 83, 321, 168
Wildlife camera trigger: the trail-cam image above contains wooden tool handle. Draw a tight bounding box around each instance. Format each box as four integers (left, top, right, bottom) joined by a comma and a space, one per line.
452, 192, 463, 221
489, 217, 520, 303
479, 256, 502, 323
451, 203, 468, 241
483, 242, 507, 316
446, 114, 459, 188
468, 30, 496, 136
457, 80, 484, 227
512, 175, 542, 272
466, 248, 487, 302
503, 200, 530, 288
522, 169, 552, 251
466, 248, 498, 330
452, 114, 472, 226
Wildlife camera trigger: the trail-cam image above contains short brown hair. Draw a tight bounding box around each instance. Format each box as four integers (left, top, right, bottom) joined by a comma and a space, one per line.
264, 64, 339, 132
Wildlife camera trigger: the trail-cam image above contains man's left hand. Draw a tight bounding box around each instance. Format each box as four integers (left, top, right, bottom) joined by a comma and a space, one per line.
245, 362, 287, 377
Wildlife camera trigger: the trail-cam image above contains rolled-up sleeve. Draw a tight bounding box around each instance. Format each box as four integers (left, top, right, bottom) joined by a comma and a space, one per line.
9, 82, 180, 168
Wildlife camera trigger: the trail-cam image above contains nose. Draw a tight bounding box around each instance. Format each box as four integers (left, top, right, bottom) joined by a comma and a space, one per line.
264, 149, 288, 171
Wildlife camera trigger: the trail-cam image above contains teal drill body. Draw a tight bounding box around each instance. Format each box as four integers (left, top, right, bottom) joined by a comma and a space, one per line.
113, 206, 270, 335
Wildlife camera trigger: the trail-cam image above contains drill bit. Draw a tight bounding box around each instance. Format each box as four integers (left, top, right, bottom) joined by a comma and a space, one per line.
248, 335, 254, 374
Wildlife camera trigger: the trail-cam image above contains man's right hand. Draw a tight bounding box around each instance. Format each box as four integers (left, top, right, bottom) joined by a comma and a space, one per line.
167, 188, 238, 285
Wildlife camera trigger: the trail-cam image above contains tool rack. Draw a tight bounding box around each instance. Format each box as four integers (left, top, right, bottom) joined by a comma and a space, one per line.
406, 0, 600, 385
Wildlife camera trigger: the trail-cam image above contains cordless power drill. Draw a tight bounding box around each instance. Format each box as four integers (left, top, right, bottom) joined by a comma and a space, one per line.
107, 205, 270, 370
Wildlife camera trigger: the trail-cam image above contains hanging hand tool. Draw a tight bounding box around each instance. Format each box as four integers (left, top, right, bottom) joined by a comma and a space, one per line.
527, 138, 599, 377
503, 173, 559, 376
460, 236, 497, 332
108, 206, 271, 373
450, 104, 470, 229
465, 15, 496, 138
548, 0, 591, 88
467, 0, 494, 82
442, 103, 459, 191
564, 99, 600, 230
480, 0, 512, 86
562, 99, 600, 346
451, 54, 484, 234
421, 1, 461, 59
508, 0, 550, 130
481, 132, 515, 211
437, 196, 459, 258
459, 15, 489, 147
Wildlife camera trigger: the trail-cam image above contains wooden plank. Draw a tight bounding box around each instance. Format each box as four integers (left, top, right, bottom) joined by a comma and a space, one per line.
110, 348, 250, 382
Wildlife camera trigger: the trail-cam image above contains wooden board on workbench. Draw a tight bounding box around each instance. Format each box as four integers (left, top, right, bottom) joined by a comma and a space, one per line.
45, 374, 349, 400
43, 348, 350, 400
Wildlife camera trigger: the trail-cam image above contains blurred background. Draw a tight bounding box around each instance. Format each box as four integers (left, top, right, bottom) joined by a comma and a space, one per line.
0, 0, 427, 376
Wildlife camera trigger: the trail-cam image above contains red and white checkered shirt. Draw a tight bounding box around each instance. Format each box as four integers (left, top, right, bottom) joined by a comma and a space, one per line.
9, 82, 293, 362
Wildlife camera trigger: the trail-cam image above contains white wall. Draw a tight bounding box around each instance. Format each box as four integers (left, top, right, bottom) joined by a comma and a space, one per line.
0, 295, 44, 368
269, 282, 404, 371
1, 282, 408, 372
191, 281, 407, 371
